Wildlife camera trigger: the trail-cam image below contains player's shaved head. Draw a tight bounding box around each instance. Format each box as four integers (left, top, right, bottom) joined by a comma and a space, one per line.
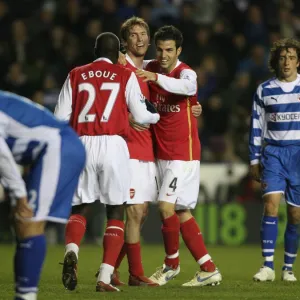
94, 32, 120, 64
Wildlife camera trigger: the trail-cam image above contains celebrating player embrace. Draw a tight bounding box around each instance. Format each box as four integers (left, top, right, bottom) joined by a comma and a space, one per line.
55, 32, 159, 292
136, 25, 222, 287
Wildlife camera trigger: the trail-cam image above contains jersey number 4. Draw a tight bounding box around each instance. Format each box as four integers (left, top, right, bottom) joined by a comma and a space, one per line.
78, 82, 120, 123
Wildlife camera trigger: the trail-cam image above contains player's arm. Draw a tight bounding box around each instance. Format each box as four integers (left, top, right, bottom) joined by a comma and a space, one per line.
126, 72, 160, 124
249, 86, 265, 182
54, 74, 72, 121
0, 137, 27, 199
136, 68, 197, 96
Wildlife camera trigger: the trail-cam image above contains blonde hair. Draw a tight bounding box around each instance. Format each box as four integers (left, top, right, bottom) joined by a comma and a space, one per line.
120, 16, 150, 46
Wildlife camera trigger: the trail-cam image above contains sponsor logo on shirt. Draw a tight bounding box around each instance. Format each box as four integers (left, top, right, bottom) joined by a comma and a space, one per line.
269, 112, 300, 122
154, 94, 181, 112
154, 103, 181, 113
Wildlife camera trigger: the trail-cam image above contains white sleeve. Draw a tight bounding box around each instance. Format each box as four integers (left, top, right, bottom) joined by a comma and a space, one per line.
156, 68, 197, 96
0, 137, 27, 198
54, 75, 73, 121
125, 72, 160, 124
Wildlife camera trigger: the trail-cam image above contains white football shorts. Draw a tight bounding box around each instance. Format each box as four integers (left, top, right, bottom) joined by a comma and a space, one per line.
72, 135, 130, 206
126, 159, 158, 205
156, 159, 200, 210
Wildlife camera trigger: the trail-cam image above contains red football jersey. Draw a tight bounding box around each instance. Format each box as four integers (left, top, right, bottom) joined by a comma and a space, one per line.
146, 60, 201, 161
68, 59, 131, 138
123, 59, 155, 161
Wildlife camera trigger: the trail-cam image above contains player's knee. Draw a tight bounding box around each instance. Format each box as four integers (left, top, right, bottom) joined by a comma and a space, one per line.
176, 209, 192, 223
263, 200, 280, 217
126, 205, 144, 224
106, 204, 124, 221
288, 207, 300, 224
158, 201, 175, 219
14, 220, 45, 239
71, 203, 91, 218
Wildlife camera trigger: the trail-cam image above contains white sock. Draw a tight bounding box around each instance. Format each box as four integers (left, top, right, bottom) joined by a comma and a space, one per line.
65, 243, 79, 258
97, 263, 114, 284
15, 292, 37, 300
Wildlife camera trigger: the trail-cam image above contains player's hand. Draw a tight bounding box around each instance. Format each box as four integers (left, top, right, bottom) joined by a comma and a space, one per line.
191, 103, 202, 117
15, 196, 33, 219
118, 51, 126, 66
250, 164, 261, 182
136, 69, 157, 82
145, 99, 158, 114
129, 113, 150, 131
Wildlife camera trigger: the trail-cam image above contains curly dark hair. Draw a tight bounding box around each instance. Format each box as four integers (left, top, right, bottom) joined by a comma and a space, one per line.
269, 38, 300, 76
154, 25, 183, 49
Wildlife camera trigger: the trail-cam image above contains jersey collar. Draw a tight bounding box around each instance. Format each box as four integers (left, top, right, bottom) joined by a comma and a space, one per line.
125, 53, 136, 67
93, 57, 113, 64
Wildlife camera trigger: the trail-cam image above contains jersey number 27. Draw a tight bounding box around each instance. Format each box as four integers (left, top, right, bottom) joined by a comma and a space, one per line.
78, 82, 120, 123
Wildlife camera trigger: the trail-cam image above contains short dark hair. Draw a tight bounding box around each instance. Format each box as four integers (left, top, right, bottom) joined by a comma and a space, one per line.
94, 32, 120, 63
269, 38, 300, 76
154, 25, 183, 49
120, 16, 150, 45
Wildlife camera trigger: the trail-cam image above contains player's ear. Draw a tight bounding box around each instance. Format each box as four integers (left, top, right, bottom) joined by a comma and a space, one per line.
176, 47, 182, 57
121, 40, 127, 49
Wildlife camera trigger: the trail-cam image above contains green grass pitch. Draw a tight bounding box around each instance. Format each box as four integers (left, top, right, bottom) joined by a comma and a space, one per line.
0, 245, 299, 300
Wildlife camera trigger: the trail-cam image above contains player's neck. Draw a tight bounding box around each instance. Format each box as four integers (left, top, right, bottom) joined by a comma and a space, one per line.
278, 73, 298, 82
126, 52, 144, 69
162, 60, 178, 74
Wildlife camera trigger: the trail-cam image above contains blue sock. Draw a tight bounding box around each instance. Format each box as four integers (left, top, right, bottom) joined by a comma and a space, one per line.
283, 223, 299, 271
14, 235, 46, 299
261, 216, 278, 269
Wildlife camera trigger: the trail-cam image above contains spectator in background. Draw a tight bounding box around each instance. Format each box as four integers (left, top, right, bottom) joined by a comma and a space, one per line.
10, 19, 30, 64
60, 0, 86, 36
0, 0, 11, 41
91, 0, 120, 35
3, 62, 31, 97
202, 94, 230, 162
81, 19, 103, 63
224, 71, 253, 161
244, 5, 268, 46
46, 25, 66, 67
117, 0, 139, 21
238, 44, 269, 86
42, 73, 60, 111
177, 1, 197, 46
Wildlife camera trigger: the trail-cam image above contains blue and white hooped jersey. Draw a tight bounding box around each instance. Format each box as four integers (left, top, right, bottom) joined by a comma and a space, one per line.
0, 91, 68, 164
249, 74, 300, 164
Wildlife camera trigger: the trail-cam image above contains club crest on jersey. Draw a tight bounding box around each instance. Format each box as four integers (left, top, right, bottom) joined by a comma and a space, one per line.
130, 188, 135, 199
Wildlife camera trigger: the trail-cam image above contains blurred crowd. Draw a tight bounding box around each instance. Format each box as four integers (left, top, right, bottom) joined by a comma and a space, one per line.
1, 0, 300, 162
